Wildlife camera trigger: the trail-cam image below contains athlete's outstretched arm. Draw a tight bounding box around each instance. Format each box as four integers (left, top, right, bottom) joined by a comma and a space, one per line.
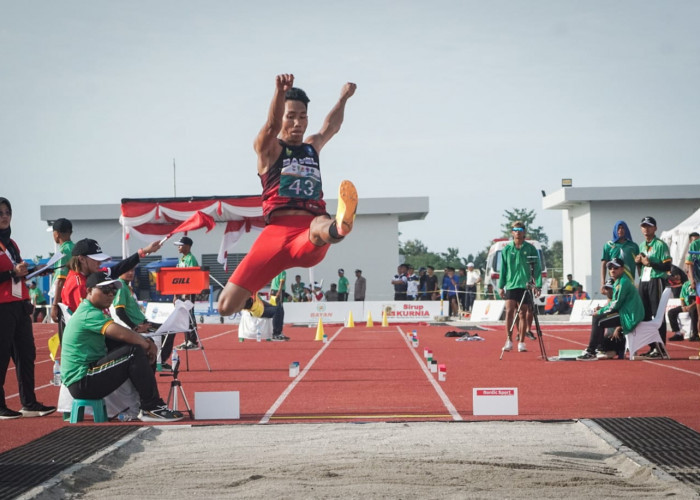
306, 82, 356, 152
254, 74, 294, 172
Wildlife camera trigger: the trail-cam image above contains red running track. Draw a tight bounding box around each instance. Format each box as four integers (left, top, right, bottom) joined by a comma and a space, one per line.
2, 321, 700, 453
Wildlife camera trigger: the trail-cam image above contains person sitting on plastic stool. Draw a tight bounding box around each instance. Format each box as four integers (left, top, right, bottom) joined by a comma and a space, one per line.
61, 271, 183, 422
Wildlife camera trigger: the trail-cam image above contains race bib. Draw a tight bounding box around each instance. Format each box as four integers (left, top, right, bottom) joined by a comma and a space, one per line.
641, 266, 651, 282
279, 160, 321, 200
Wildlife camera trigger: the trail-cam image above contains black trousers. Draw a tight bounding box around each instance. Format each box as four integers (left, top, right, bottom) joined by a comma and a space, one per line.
0, 300, 38, 408
667, 305, 698, 335
639, 278, 667, 343
586, 312, 625, 354
261, 303, 284, 335
465, 285, 477, 311
67, 344, 162, 410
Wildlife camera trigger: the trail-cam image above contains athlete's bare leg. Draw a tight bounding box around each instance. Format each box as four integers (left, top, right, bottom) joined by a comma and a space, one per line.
504, 299, 517, 341
217, 283, 252, 317
517, 305, 530, 343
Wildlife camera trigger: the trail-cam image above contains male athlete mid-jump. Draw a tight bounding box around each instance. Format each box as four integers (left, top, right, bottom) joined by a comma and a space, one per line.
218, 73, 357, 317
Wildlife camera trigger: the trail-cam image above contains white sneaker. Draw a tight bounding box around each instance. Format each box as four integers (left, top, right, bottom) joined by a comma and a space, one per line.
518, 342, 527, 352
503, 340, 513, 352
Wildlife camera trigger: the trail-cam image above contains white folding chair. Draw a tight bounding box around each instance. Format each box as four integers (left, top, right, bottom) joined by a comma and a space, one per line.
625, 287, 672, 360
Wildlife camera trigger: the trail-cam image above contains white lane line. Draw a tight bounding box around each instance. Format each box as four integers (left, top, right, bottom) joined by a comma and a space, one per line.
397, 326, 463, 421
259, 327, 344, 424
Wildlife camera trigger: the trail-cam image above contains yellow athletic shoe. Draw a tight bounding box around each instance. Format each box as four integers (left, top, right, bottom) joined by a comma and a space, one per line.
335, 180, 358, 237
245, 293, 264, 318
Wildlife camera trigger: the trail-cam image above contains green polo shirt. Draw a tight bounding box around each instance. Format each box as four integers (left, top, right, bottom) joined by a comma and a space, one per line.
686, 239, 700, 281
337, 275, 349, 294
599, 273, 644, 333
601, 239, 639, 280
177, 253, 198, 268
639, 237, 671, 280
498, 240, 542, 290
113, 278, 146, 324
61, 299, 113, 387
271, 271, 286, 291
29, 287, 46, 304
680, 280, 696, 306
53, 240, 75, 282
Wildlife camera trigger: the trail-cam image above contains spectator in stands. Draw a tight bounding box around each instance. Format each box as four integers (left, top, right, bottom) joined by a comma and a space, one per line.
635, 216, 672, 357
424, 266, 439, 301
325, 283, 339, 301
464, 262, 481, 312
406, 265, 419, 300
481, 283, 500, 300
667, 278, 698, 341
442, 267, 459, 315
336, 269, 349, 301
600, 221, 639, 294
572, 285, 590, 303
577, 258, 644, 360
311, 282, 325, 302
391, 263, 408, 300
291, 274, 306, 302
61, 271, 183, 421
353, 269, 366, 301
667, 265, 688, 299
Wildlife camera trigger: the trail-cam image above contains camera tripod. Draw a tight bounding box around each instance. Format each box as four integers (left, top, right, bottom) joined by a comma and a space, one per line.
160, 357, 193, 419
500, 261, 549, 361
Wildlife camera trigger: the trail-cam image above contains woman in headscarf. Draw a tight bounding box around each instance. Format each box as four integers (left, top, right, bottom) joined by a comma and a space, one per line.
0, 197, 56, 419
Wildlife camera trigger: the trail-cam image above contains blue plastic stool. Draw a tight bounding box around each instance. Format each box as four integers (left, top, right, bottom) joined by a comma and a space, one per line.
68, 398, 107, 423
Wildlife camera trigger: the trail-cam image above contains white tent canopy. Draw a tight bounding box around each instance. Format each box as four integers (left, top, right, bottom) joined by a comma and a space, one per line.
660, 206, 700, 266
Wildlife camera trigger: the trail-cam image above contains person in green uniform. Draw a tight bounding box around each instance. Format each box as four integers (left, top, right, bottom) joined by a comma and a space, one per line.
49, 218, 74, 339
28, 281, 47, 323
61, 271, 183, 421
667, 279, 698, 341
684, 232, 700, 340
291, 274, 306, 302
577, 258, 645, 360
600, 221, 639, 294
498, 221, 542, 354
634, 216, 672, 357
174, 236, 200, 349
270, 270, 287, 304
337, 268, 349, 301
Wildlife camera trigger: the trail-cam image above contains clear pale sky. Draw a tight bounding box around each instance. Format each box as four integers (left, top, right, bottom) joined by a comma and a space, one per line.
2, 1, 699, 260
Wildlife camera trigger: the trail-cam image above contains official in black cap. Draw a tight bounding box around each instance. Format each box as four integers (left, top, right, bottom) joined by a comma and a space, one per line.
174, 236, 200, 350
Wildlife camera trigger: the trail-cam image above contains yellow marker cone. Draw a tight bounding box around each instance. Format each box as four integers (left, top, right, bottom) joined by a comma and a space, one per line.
346, 310, 355, 328
367, 311, 374, 327
48, 333, 60, 362
315, 318, 325, 341
382, 309, 389, 327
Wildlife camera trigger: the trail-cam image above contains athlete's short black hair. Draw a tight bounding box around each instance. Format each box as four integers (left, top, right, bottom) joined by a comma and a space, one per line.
285, 87, 310, 108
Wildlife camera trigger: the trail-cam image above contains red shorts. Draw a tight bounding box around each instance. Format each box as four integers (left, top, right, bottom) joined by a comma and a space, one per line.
230, 215, 329, 293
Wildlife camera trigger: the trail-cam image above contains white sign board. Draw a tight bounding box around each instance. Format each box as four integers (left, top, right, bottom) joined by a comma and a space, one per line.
470, 300, 505, 321
568, 299, 608, 323
473, 387, 519, 416
195, 391, 240, 420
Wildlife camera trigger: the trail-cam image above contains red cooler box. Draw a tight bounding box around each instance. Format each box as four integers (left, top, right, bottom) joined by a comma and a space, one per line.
156, 267, 210, 295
